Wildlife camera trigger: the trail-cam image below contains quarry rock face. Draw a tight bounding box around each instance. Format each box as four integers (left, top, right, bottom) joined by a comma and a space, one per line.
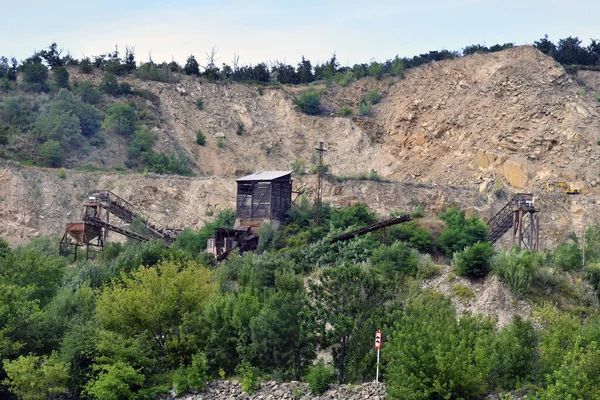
499, 158, 535, 188
3, 46, 600, 246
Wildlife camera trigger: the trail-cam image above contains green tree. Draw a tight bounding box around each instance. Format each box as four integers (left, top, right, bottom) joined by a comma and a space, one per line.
310, 263, 389, 383
73, 81, 102, 104
2, 352, 69, 400
540, 340, 600, 400
439, 208, 489, 257
390, 56, 405, 77
491, 316, 538, 390
126, 129, 154, 159
251, 271, 316, 380
184, 55, 200, 76
103, 103, 137, 136
96, 259, 215, 363
53, 66, 69, 88
22, 61, 49, 91
50, 89, 103, 137
34, 108, 83, 149
38, 139, 64, 167
386, 291, 495, 400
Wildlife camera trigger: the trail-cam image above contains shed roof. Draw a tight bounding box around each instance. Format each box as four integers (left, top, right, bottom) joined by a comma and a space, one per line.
236, 171, 292, 182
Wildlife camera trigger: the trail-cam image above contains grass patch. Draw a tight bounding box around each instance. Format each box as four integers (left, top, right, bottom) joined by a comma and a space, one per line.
452, 284, 475, 302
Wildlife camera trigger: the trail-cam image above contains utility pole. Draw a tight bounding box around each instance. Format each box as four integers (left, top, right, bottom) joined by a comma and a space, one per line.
315, 141, 326, 226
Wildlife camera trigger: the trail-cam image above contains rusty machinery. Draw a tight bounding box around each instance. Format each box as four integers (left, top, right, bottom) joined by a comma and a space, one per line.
60, 191, 181, 261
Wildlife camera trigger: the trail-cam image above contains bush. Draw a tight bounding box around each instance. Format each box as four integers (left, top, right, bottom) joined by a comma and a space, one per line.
587, 264, 600, 300
368, 89, 381, 104
217, 137, 223, 148
553, 241, 583, 270
371, 241, 419, 280
306, 360, 335, 395
438, 208, 490, 257
127, 129, 154, 159
358, 97, 372, 116
73, 81, 102, 104
141, 151, 194, 176
454, 241, 494, 278
103, 103, 137, 136
84, 362, 145, 400
492, 247, 540, 297
334, 71, 355, 87
2, 352, 69, 400
237, 120, 245, 135
195, 98, 204, 110
38, 139, 64, 167
98, 73, 122, 96
79, 57, 94, 73
290, 158, 306, 175
293, 90, 321, 115
416, 254, 441, 279
136, 62, 176, 83
172, 352, 210, 396
236, 362, 259, 394
195, 130, 206, 146
368, 61, 384, 79
337, 106, 352, 116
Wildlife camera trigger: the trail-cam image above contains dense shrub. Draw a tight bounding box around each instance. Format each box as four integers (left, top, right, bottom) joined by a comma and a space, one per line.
357, 98, 372, 116
141, 151, 194, 176
22, 61, 49, 91
491, 316, 538, 390
293, 90, 321, 115
553, 240, 583, 270
73, 82, 102, 104
53, 67, 69, 88
98, 73, 121, 96
492, 247, 540, 297
454, 241, 494, 278
371, 241, 419, 280
367, 61, 384, 79
386, 221, 436, 254
337, 106, 352, 116
84, 362, 145, 400
236, 120, 245, 135
195, 98, 204, 110
3, 352, 69, 400
38, 139, 65, 167
126, 129, 154, 159
195, 130, 206, 145
306, 360, 336, 395
103, 103, 136, 136
79, 57, 94, 74
386, 292, 494, 400
439, 208, 489, 257
136, 62, 177, 83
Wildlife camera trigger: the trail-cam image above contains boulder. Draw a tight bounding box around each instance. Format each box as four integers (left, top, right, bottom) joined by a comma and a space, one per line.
499, 158, 535, 188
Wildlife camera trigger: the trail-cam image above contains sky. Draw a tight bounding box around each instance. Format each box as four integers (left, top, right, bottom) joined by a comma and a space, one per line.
1, 0, 599, 67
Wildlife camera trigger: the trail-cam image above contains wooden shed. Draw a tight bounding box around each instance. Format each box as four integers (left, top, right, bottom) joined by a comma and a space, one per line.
234, 171, 293, 233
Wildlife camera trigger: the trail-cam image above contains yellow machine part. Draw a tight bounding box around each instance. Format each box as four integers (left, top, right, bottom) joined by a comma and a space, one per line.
546, 182, 581, 194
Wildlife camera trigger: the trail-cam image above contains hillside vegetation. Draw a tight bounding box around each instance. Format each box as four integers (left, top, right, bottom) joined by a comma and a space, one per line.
0, 200, 600, 399
1, 36, 600, 400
